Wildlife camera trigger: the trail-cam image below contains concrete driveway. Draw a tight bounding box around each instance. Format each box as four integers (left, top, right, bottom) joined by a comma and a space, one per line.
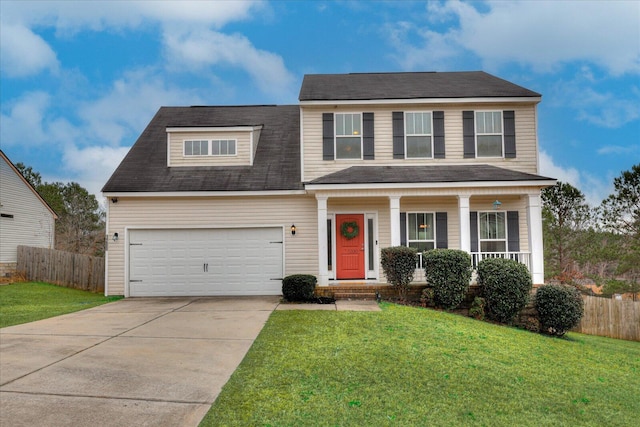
0, 296, 280, 427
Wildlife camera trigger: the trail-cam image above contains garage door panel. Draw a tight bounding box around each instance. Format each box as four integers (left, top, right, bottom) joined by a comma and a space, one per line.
129, 228, 283, 296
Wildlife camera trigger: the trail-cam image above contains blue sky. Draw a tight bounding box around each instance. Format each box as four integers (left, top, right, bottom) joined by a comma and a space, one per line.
1, 0, 638, 206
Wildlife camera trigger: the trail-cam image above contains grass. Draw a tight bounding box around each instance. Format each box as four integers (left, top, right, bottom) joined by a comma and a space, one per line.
202, 302, 640, 427
0, 282, 122, 328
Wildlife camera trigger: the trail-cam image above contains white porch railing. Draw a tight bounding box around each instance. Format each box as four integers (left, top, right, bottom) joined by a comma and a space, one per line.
414, 251, 531, 282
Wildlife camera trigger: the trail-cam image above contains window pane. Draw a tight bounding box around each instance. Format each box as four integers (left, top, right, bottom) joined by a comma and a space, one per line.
327, 219, 332, 271
336, 137, 361, 159
212, 141, 220, 155
409, 241, 435, 252
368, 218, 374, 270
481, 241, 506, 252
476, 112, 486, 133
492, 111, 502, 133
228, 140, 236, 155
477, 135, 503, 157
200, 140, 208, 155
408, 213, 418, 240
424, 213, 434, 240
336, 114, 345, 136
406, 113, 415, 134
351, 114, 361, 135
406, 136, 432, 158
185, 141, 193, 156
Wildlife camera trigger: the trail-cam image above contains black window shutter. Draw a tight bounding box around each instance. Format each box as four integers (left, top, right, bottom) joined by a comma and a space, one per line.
392, 112, 404, 159
463, 111, 475, 158
507, 210, 520, 252
363, 112, 374, 160
433, 111, 445, 158
400, 212, 407, 246
470, 211, 478, 252
503, 110, 516, 158
322, 113, 334, 160
435, 212, 448, 248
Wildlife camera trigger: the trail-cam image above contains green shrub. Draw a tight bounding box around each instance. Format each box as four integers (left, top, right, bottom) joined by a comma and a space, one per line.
477, 258, 532, 324
420, 287, 435, 308
535, 284, 584, 337
381, 246, 418, 300
282, 274, 317, 302
469, 297, 485, 320
423, 249, 472, 309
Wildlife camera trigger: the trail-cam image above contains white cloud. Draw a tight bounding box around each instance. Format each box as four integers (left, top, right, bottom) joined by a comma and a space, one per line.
0, 24, 59, 77
389, 0, 640, 76
539, 150, 612, 207
0, 92, 52, 145
60, 145, 130, 197
163, 29, 295, 98
597, 145, 640, 155
79, 68, 203, 145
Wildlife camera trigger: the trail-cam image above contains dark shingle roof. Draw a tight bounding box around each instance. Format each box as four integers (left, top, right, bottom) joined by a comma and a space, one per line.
307, 165, 554, 186
102, 105, 302, 192
299, 71, 540, 101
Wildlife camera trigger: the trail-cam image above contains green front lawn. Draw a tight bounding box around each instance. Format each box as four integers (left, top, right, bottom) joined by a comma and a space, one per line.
202, 303, 640, 426
0, 282, 122, 328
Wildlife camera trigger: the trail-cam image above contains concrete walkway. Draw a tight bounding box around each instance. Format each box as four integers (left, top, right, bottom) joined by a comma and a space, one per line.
0, 296, 380, 426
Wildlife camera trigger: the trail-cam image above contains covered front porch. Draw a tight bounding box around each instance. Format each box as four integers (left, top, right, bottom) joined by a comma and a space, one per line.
308, 189, 545, 287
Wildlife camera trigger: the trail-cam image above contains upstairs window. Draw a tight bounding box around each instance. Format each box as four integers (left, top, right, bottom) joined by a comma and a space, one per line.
407, 212, 435, 251
212, 139, 236, 156
476, 111, 503, 157
184, 139, 236, 157
478, 211, 506, 252
184, 140, 208, 156
405, 112, 433, 158
335, 113, 362, 159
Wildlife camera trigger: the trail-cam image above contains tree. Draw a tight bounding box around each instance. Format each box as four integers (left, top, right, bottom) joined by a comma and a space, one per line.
13, 163, 105, 256
600, 164, 640, 296
541, 181, 591, 279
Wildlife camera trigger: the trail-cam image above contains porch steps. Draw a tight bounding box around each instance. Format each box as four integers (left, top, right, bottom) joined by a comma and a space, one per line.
333, 292, 377, 301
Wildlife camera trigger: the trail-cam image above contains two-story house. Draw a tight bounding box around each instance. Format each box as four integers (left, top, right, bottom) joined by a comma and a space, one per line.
102, 71, 555, 297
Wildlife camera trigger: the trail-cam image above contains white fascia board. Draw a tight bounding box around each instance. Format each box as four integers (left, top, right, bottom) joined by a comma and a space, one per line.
166, 126, 262, 133
102, 190, 307, 198
300, 97, 541, 106
304, 179, 557, 191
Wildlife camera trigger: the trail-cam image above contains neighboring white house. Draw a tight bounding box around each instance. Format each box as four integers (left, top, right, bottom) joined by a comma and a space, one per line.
103, 71, 555, 297
0, 150, 57, 276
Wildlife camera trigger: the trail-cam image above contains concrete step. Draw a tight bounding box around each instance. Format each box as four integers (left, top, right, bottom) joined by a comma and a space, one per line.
333, 292, 377, 300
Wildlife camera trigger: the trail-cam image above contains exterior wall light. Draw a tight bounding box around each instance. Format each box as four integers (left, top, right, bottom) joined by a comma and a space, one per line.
112, 232, 119, 242
493, 200, 502, 210
111, 197, 118, 203
291, 224, 296, 235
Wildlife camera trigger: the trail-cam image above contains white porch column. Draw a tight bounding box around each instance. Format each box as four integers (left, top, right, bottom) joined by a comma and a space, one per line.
527, 193, 545, 285
458, 195, 470, 253
389, 196, 401, 246
317, 196, 329, 286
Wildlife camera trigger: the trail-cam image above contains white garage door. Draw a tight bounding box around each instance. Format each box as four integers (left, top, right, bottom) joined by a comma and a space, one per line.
128, 228, 283, 296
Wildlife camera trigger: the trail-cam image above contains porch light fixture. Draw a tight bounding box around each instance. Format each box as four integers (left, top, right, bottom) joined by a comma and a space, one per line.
111, 197, 118, 203
419, 224, 429, 229
112, 232, 119, 242
493, 200, 502, 210
291, 224, 296, 235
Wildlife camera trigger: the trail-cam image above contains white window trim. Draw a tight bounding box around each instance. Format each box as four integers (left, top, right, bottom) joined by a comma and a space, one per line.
183, 139, 238, 157
406, 212, 436, 250
334, 112, 363, 161
404, 111, 434, 159
477, 211, 508, 252
475, 110, 504, 158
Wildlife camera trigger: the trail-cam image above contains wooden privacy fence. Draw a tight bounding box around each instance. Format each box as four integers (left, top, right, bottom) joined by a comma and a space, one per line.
574, 295, 640, 341
17, 246, 105, 293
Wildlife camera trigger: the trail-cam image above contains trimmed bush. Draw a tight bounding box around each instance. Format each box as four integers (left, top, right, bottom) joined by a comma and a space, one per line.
469, 297, 486, 320
420, 287, 435, 308
423, 249, 472, 309
535, 284, 584, 337
282, 274, 317, 302
477, 258, 532, 324
381, 246, 418, 300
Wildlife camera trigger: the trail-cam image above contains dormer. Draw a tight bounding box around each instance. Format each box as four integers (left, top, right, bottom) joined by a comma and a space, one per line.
166, 125, 263, 167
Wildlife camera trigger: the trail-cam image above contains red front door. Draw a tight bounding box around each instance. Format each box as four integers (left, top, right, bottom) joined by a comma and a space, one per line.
336, 214, 365, 279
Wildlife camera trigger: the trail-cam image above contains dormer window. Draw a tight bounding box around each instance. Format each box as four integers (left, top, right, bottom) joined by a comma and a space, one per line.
183, 139, 237, 157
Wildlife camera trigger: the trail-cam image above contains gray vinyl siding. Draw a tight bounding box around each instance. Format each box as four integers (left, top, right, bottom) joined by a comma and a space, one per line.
0, 156, 55, 264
